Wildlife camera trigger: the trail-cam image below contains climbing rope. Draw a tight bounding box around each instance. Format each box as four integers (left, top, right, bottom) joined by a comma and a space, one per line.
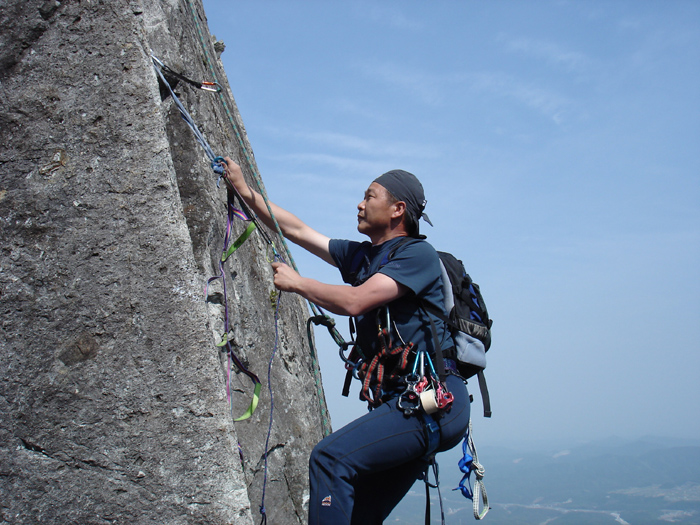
183, 0, 334, 437
152, 40, 333, 521
157, 70, 281, 518
259, 288, 282, 525
151, 55, 224, 177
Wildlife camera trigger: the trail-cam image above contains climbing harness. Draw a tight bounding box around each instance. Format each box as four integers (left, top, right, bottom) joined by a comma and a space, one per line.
455, 419, 489, 519
359, 325, 414, 409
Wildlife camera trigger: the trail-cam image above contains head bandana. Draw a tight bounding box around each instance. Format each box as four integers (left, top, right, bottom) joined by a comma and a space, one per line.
374, 169, 433, 236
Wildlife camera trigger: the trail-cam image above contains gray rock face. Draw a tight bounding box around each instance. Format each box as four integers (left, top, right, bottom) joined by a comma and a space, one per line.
0, 1, 330, 523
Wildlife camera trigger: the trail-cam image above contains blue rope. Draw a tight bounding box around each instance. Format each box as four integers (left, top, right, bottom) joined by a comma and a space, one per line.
151, 55, 225, 179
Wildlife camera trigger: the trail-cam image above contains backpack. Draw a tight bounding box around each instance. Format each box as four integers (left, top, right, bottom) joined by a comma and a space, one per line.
345, 238, 494, 417
429, 251, 493, 418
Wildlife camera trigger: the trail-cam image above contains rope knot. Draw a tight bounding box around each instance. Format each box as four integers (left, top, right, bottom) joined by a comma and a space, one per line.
212, 156, 226, 175
309, 315, 335, 329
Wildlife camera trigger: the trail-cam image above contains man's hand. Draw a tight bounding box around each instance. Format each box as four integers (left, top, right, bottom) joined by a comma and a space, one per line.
223, 157, 246, 191
272, 261, 302, 293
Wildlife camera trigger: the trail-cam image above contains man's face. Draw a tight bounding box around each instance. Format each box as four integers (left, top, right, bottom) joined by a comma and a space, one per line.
357, 182, 397, 236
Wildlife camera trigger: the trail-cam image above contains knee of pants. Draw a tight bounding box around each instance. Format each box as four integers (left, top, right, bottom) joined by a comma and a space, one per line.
309, 434, 362, 487
309, 437, 339, 475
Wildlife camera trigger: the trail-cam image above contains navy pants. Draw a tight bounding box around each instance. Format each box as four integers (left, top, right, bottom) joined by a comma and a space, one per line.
308, 374, 470, 524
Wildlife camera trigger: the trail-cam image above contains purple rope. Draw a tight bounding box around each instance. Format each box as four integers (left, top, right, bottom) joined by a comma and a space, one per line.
259, 288, 282, 524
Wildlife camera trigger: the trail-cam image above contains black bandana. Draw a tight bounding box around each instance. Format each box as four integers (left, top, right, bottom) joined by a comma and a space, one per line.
374, 169, 433, 235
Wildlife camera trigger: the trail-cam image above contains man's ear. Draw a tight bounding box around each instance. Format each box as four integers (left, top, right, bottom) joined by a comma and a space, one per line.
391, 200, 407, 219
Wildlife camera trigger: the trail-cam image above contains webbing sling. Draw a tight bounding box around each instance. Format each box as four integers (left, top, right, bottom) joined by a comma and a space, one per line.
455, 419, 489, 519
207, 192, 264, 422
221, 222, 256, 261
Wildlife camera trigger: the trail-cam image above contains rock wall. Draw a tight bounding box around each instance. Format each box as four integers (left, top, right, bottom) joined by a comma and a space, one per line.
0, 1, 330, 523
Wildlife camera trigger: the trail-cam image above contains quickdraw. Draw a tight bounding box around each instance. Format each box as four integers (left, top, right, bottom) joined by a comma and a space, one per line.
151, 55, 222, 174
157, 60, 222, 92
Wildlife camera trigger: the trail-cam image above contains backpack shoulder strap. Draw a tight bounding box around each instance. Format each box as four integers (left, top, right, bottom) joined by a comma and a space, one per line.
421, 301, 448, 382
349, 236, 417, 286
347, 242, 371, 286
380, 236, 417, 270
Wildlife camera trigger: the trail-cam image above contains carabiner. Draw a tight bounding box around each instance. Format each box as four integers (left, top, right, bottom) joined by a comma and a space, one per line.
201, 81, 222, 93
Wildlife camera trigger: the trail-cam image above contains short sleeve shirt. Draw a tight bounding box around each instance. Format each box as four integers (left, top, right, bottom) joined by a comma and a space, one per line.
329, 236, 452, 361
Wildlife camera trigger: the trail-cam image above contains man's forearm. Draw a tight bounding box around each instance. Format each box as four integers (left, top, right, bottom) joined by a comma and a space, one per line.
273, 265, 404, 318
223, 157, 333, 264
226, 180, 305, 242
291, 277, 361, 317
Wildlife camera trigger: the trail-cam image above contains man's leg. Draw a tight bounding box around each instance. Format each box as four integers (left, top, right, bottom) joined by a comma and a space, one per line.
308, 399, 427, 525
308, 376, 470, 524
350, 457, 428, 524
349, 375, 472, 523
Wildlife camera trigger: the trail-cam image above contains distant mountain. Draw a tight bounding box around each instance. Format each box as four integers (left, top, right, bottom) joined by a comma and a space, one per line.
387, 436, 700, 524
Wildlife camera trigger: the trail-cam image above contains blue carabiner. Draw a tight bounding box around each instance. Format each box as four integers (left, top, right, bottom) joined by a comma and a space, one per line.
212, 156, 226, 175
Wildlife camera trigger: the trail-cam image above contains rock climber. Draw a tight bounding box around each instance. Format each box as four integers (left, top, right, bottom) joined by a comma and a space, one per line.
222, 157, 470, 524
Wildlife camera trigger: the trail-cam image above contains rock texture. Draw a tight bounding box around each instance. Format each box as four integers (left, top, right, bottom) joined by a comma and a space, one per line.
0, 1, 330, 523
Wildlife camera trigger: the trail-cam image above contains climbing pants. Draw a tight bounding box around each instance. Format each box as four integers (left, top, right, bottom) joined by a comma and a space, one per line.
308, 374, 470, 525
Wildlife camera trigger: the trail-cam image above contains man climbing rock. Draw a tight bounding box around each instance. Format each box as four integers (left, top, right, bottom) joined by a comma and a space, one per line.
222, 157, 470, 524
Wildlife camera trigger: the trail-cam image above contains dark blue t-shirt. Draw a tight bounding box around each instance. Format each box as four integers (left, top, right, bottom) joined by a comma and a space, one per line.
329, 236, 452, 362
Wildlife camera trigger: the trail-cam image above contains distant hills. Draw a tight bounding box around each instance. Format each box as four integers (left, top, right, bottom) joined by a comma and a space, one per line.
387, 436, 700, 524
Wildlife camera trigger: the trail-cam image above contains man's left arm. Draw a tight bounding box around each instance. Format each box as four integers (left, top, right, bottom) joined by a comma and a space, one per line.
272, 262, 408, 316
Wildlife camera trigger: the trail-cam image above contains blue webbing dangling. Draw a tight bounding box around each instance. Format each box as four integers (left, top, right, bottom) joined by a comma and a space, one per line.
454, 419, 489, 519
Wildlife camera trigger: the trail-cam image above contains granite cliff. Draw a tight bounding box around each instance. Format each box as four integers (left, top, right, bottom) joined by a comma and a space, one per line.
0, 1, 330, 523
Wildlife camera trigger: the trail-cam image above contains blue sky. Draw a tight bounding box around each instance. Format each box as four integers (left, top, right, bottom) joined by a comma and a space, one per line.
200, 0, 700, 448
